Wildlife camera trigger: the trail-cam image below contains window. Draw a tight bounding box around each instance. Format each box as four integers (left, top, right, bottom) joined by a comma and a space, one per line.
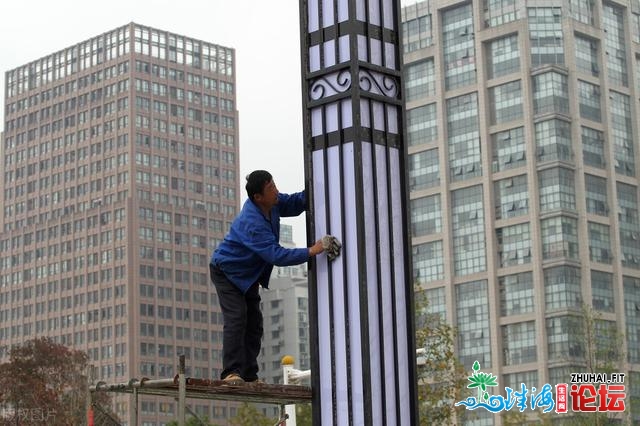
491, 127, 526, 172
582, 127, 605, 168
617, 182, 640, 268
546, 316, 583, 361
591, 271, 614, 312
494, 174, 528, 219
139, 283, 154, 298
529, 7, 564, 66
408, 149, 439, 191
452, 186, 486, 276
447, 93, 481, 182
402, 10, 433, 52
496, 223, 532, 268
424, 287, 446, 320
502, 321, 537, 366
442, 4, 476, 90
544, 266, 581, 311
503, 371, 538, 392
577, 80, 601, 122
456, 280, 491, 367
603, 4, 628, 87
410, 194, 441, 237
584, 174, 608, 216
574, 35, 599, 76
489, 80, 522, 124
412, 241, 444, 283
623, 277, 640, 363
499, 272, 534, 316
140, 342, 155, 356
407, 103, 437, 146
588, 222, 612, 264
487, 34, 520, 78
484, 0, 519, 27
541, 216, 579, 260
636, 55, 640, 93
538, 167, 576, 212
566, 0, 594, 25
404, 59, 435, 101
532, 72, 569, 115
609, 91, 634, 176
594, 320, 621, 361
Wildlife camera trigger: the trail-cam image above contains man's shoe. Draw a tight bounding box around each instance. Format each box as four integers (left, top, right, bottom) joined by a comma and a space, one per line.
222, 373, 244, 385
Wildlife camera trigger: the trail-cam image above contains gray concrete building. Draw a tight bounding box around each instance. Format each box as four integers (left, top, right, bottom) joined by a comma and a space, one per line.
1, 23, 239, 425
402, 1, 640, 424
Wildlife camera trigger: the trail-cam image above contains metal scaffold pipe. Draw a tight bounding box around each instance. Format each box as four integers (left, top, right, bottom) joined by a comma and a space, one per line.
178, 354, 186, 426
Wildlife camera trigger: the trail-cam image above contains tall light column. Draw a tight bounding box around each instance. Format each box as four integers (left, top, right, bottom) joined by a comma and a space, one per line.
299, 0, 418, 424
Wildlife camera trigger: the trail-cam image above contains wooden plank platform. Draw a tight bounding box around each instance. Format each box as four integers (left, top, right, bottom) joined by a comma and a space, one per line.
92, 377, 312, 406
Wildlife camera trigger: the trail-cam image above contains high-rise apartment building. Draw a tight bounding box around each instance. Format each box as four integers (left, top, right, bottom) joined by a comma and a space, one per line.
402, 1, 640, 424
1, 23, 239, 424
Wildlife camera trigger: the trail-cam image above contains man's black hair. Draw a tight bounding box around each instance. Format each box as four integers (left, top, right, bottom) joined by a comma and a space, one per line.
245, 170, 273, 201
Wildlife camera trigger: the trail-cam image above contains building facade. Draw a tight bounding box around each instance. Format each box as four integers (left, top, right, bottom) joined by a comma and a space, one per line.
402, 0, 640, 424
1, 23, 239, 425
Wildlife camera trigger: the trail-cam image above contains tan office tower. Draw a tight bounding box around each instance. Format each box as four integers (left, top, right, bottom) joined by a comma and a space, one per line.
1, 23, 239, 424
402, 1, 640, 424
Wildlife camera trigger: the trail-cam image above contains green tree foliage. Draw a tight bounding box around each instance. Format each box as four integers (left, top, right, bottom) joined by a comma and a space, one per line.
501, 409, 529, 425
229, 403, 275, 426
537, 304, 627, 426
578, 304, 624, 376
0, 337, 115, 425
414, 288, 469, 425
295, 403, 312, 426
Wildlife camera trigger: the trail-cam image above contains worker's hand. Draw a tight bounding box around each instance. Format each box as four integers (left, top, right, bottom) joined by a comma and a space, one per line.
309, 239, 325, 256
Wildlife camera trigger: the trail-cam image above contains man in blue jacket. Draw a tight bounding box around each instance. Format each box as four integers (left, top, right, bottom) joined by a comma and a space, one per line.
210, 170, 324, 384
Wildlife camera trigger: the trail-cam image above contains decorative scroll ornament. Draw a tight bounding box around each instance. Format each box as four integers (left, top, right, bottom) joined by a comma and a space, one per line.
310, 69, 352, 100
309, 69, 399, 101
359, 69, 399, 98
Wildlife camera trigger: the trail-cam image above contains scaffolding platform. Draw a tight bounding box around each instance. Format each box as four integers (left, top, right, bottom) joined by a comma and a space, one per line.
89, 356, 310, 425
91, 376, 312, 406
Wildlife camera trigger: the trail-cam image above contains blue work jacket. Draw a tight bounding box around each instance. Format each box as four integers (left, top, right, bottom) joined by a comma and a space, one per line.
211, 191, 309, 293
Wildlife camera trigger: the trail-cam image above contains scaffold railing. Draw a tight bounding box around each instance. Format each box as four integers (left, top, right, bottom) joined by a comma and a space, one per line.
89, 355, 311, 426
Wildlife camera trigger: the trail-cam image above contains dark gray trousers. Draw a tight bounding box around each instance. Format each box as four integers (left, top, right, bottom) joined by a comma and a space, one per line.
209, 264, 262, 381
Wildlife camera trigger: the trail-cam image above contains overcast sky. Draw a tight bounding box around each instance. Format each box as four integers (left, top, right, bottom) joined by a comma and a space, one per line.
0, 0, 416, 247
